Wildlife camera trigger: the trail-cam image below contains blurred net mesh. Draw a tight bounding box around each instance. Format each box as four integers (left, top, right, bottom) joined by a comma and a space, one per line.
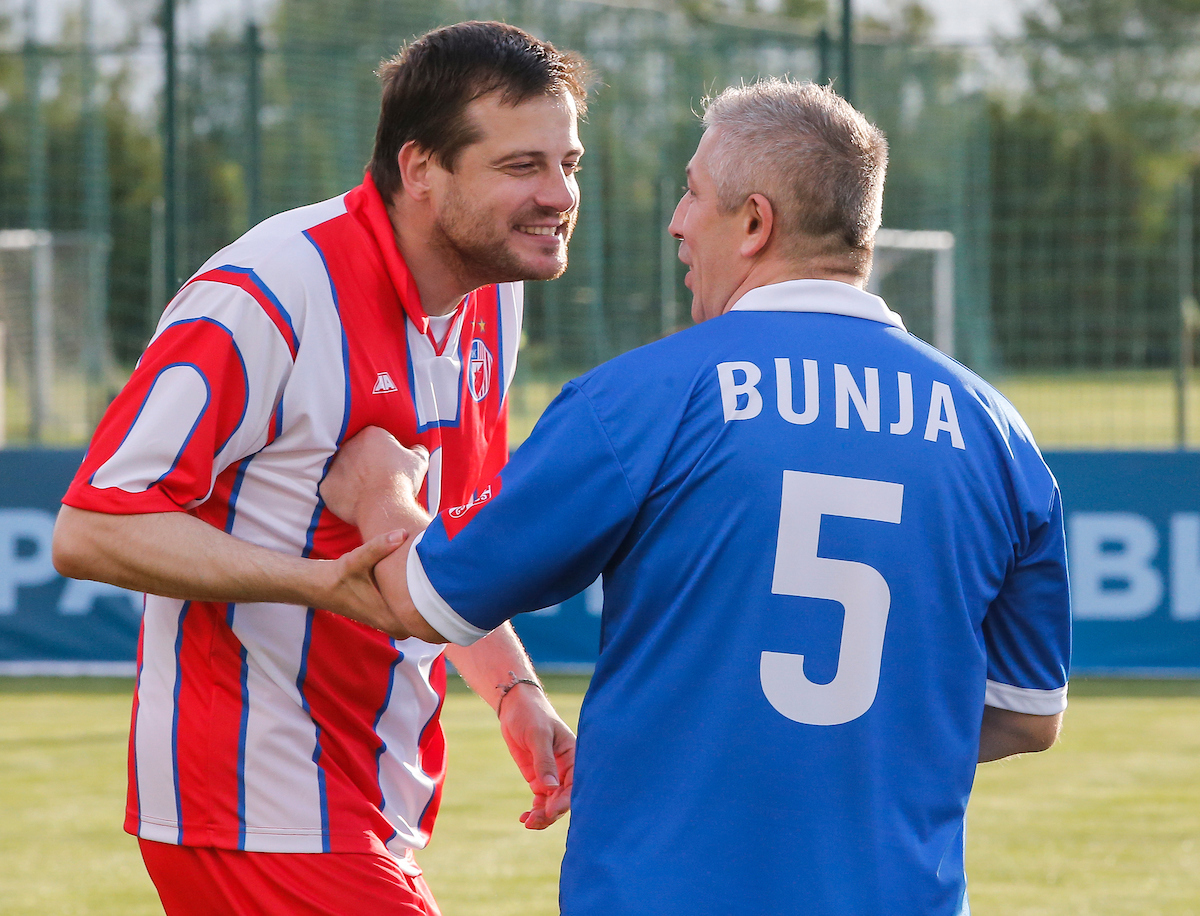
0, 0, 1197, 449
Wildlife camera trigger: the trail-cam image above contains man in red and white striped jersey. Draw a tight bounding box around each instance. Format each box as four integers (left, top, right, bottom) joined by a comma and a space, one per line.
52, 22, 586, 916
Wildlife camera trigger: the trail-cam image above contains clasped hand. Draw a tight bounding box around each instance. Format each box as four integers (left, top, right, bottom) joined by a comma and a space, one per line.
320, 427, 429, 526
315, 428, 435, 638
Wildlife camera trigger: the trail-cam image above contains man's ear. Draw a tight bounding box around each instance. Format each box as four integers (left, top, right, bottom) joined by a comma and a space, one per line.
738, 193, 775, 259
397, 140, 434, 202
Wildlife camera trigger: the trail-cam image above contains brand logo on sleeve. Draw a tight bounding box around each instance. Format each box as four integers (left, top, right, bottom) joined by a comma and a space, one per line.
467, 339, 493, 402
443, 479, 501, 539
373, 371, 398, 394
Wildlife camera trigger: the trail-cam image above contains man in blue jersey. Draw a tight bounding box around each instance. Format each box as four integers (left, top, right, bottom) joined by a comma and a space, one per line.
319, 79, 1070, 915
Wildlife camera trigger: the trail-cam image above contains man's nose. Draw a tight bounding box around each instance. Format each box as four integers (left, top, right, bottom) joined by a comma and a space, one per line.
537, 168, 578, 214
667, 194, 687, 239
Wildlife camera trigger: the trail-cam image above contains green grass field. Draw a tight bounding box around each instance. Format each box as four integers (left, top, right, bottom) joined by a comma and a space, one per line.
2, 676, 1198, 915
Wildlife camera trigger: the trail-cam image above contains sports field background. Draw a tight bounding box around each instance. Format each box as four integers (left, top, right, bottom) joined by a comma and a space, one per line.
4, 0, 1200, 452
2, 1, 1200, 913
2, 675, 1198, 916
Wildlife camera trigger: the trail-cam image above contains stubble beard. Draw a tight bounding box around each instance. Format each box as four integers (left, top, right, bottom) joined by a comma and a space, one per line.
432, 188, 577, 286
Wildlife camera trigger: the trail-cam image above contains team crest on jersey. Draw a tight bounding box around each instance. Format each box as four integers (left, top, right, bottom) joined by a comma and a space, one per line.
467, 339, 493, 402
373, 371, 398, 394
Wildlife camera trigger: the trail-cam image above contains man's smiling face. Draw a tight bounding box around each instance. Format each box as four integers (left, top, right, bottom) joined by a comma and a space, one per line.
428, 90, 583, 285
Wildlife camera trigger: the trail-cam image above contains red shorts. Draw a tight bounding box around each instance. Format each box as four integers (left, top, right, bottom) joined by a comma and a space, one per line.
139, 839, 442, 916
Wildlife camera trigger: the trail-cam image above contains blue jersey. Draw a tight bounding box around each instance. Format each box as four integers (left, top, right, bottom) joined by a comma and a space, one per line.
408, 279, 1071, 916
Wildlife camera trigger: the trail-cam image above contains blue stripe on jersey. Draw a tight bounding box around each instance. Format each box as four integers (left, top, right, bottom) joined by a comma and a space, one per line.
149, 363, 211, 486
299, 230, 347, 852
413, 680, 446, 840
227, 605, 251, 851
223, 456, 254, 534
222, 456, 255, 849
295, 608, 331, 850
86, 359, 211, 489
171, 602, 190, 845
130, 631, 146, 829
301, 229, 354, 448
495, 291, 506, 405
372, 646, 404, 835
160, 317, 251, 457
217, 264, 301, 355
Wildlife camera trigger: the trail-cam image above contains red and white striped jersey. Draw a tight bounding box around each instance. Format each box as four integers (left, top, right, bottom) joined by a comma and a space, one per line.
62, 176, 522, 859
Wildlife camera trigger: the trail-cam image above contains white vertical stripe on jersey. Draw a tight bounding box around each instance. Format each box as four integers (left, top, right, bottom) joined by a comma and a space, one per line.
91, 365, 211, 493
228, 602, 328, 852
375, 637, 444, 851
425, 447, 443, 516
131, 594, 188, 843
407, 317, 464, 430
223, 233, 353, 850
498, 283, 523, 405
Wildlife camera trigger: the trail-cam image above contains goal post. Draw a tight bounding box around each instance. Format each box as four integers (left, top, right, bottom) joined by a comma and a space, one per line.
0, 230, 55, 445
0, 228, 109, 445
869, 229, 956, 358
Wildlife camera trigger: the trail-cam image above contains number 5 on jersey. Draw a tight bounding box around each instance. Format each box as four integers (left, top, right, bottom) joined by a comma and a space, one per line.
762, 471, 904, 727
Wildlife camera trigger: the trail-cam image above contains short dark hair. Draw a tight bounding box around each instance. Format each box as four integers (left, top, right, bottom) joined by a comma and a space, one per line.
368, 21, 590, 200
702, 79, 888, 253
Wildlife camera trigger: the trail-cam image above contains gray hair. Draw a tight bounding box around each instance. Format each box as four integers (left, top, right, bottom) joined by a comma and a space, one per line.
701, 78, 888, 252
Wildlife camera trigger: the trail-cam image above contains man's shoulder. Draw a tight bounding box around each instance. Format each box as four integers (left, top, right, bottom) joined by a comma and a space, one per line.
170, 193, 358, 333
194, 193, 354, 279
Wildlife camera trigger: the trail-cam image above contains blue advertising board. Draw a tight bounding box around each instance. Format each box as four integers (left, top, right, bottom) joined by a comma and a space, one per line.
0, 449, 1196, 675
1049, 452, 1200, 674
0, 449, 142, 674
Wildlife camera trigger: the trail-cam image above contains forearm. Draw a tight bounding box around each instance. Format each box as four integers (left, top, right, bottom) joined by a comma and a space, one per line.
447, 623, 575, 831
978, 705, 1062, 763
52, 505, 331, 606
351, 486, 444, 642
445, 624, 540, 711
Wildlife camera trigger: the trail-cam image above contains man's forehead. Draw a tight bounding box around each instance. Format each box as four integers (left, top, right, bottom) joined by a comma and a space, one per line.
465, 89, 579, 135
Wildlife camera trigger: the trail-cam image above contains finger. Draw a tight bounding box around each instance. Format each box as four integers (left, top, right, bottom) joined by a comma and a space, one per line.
530, 738, 560, 792
349, 529, 408, 568
521, 798, 551, 830
546, 784, 572, 822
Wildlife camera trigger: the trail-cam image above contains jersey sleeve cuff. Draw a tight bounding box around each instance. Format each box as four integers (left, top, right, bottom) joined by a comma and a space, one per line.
405, 530, 490, 647
984, 679, 1068, 715
62, 483, 189, 516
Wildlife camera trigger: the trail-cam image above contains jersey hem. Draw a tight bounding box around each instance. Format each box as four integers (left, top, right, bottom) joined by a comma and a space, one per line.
984, 678, 1068, 715
127, 818, 421, 859
407, 530, 490, 646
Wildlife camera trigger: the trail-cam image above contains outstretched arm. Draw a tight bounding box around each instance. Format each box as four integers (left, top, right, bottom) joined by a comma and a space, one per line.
52, 505, 404, 621
320, 426, 575, 827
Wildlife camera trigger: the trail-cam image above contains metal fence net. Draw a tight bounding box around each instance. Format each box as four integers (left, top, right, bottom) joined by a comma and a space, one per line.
0, 0, 1197, 449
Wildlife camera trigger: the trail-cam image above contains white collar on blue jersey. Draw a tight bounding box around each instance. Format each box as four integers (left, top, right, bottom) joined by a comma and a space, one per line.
728, 279, 907, 331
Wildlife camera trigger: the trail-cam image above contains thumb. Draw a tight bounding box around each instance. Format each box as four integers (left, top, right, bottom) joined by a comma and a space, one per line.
530, 737, 560, 792
352, 529, 408, 568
